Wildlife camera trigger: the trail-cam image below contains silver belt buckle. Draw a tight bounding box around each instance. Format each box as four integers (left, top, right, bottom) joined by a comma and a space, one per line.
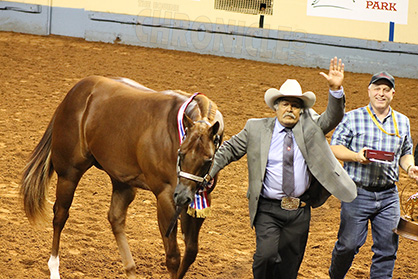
281, 197, 300, 211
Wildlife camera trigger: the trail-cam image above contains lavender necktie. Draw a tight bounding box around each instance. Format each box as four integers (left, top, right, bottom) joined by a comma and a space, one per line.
282, 128, 294, 196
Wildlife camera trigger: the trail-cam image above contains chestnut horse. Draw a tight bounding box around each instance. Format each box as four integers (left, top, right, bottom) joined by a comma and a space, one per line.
20, 76, 224, 279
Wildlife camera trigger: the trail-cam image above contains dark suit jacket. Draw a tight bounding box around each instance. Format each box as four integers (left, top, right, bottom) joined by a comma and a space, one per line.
209, 93, 357, 227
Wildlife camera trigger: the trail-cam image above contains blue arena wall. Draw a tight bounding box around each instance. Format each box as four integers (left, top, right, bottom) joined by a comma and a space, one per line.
1, 1, 418, 79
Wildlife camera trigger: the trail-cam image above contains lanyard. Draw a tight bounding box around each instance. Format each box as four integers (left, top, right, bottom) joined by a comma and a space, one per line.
366, 106, 401, 138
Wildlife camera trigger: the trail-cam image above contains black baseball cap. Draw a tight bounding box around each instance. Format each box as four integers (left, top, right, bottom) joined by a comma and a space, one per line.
369, 71, 395, 89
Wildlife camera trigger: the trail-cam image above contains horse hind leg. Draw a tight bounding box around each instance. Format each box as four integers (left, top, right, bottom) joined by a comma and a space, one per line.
49, 170, 86, 279
108, 179, 137, 278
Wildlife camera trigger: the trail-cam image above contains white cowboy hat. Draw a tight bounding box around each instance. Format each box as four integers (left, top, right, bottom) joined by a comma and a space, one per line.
264, 79, 316, 110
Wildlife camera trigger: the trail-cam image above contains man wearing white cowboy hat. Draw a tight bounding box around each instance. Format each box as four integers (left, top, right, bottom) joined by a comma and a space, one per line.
208, 57, 356, 279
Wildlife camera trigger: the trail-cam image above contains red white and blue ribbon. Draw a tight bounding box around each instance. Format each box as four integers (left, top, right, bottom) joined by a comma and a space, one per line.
176, 93, 214, 218
177, 92, 200, 144
188, 178, 215, 216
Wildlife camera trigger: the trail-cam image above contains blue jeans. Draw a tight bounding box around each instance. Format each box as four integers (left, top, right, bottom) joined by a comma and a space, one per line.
329, 187, 400, 279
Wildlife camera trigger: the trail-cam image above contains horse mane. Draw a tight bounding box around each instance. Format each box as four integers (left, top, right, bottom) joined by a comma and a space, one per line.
112, 77, 220, 128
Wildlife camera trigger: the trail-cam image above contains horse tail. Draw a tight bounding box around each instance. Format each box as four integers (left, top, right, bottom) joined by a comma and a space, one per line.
20, 114, 56, 225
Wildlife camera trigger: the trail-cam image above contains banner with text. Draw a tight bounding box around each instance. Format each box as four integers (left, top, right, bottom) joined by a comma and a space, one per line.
307, 0, 409, 24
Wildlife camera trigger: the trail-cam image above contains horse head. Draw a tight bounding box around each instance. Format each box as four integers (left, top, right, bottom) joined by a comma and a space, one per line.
173, 115, 220, 208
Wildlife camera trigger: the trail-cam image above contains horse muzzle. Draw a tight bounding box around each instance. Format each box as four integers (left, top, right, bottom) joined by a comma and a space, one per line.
174, 170, 208, 206
173, 182, 194, 207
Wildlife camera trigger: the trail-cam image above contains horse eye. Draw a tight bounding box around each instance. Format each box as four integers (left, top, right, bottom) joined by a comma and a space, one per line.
203, 159, 213, 168
199, 159, 212, 174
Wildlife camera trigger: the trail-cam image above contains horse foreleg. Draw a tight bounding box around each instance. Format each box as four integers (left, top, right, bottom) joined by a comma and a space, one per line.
108, 180, 137, 278
177, 212, 204, 279
156, 190, 181, 278
49, 175, 80, 279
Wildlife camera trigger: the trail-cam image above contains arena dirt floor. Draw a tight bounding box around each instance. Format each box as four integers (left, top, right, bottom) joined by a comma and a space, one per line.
1, 31, 418, 279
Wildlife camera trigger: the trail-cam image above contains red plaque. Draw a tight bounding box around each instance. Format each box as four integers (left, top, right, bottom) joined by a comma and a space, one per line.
365, 149, 395, 164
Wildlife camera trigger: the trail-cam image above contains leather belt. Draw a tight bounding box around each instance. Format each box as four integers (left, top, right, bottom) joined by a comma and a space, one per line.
260, 196, 307, 210
356, 183, 396, 192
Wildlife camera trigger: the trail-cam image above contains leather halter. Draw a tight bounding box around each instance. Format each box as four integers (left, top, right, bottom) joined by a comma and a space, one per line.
165, 132, 220, 238
176, 133, 221, 186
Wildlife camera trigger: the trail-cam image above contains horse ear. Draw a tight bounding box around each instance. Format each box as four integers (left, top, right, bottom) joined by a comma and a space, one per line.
210, 122, 221, 149
183, 114, 194, 129
210, 121, 220, 136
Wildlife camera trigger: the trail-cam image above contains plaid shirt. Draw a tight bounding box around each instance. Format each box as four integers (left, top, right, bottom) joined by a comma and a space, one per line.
331, 104, 413, 187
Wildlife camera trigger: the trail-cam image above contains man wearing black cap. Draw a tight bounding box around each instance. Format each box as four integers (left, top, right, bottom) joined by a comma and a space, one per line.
328, 71, 418, 279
